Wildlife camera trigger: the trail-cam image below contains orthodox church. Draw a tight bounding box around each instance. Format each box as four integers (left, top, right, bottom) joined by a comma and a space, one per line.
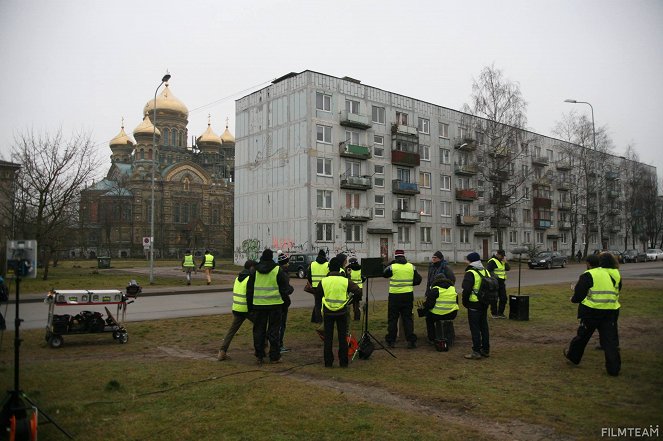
79, 82, 235, 259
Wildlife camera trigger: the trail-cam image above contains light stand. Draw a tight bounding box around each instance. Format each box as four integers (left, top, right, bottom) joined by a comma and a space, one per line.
354, 278, 396, 360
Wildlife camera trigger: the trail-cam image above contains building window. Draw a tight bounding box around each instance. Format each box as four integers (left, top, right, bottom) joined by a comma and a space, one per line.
211, 208, 220, 225
346, 224, 362, 242
440, 201, 451, 217
396, 111, 408, 126
316, 223, 333, 241
316, 92, 331, 111
439, 123, 449, 138
375, 195, 385, 217
536, 231, 544, 244
346, 160, 361, 177
372, 106, 385, 124
163, 128, 170, 146
421, 226, 432, 243
509, 230, 518, 244
493, 231, 503, 245
316, 124, 331, 143
419, 172, 431, 188
398, 226, 410, 244
523, 208, 531, 223
345, 130, 360, 145
440, 148, 450, 164
420, 199, 432, 216
459, 229, 470, 244
441, 228, 452, 243
317, 190, 332, 209
374, 165, 384, 187
523, 231, 531, 244
374, 135, 384, 145
420, 145, 430, 161
396, 197, 410, 211
373, 135, 384, 157
183, 177, 190, 191
418, 118, 430, 134
345, 192, 360, 208
440, 174, 451, 191
317, 158, 332, 176
547, 149, 554, 162
345, 99, 360, 114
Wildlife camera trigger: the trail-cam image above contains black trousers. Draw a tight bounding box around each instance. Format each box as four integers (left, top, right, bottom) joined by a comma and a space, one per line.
467, 307, 490, 353
490, 280, 508, 316
567, 317, 621, 376
253, 308, 282, 361
385, 293, 416, 344
323, 311, 349, 367
425, 310, 457, 341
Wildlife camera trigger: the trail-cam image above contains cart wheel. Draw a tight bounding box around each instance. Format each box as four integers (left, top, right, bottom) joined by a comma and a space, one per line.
112, 331, 120, 340
48, 335, 64, 348
118, 332, 129, 344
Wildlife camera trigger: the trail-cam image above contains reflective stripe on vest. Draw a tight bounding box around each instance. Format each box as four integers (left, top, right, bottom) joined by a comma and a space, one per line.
310, 261, 329, 287
183, 255, 195, 268
430, 285, 459, 316
232, 276, 249, 313
581, 268, 620, 310
321, 276, 350, 312
253, 267, 283, 306
350, 268, 363, 288
389, 263, 415, 294
204, 254, 214, 268
489, 257, 506, 280
467, 268, 489, 303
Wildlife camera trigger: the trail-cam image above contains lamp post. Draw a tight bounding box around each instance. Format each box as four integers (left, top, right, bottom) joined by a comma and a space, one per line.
564, 99, 603, 250
149, 73, 171, 284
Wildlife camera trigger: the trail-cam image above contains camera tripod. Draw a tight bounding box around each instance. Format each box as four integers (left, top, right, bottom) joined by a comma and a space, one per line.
0, 274, 73, 440
353, 278, 396, 360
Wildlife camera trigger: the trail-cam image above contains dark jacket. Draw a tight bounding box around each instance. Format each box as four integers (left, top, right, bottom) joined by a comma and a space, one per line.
426, 260, 455, 296
315, 271, 363, 316
306, 255, 328, 284
461, 262, 488, 310
423, 274, 457, 310
246, 259, 291, 310
279, 264, 295, 308
571, 270, 621, 319
383, 256, 423, 290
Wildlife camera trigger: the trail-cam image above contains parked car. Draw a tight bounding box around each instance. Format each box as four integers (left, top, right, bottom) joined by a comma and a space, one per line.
528, 252, 567, 269
622, 249, 647, 263
285, 253, 319, 278
645, 248, 663, 261
607, 250, 625, 264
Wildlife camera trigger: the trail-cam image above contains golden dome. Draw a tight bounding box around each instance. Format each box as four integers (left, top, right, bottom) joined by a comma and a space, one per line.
109, 124, 134, 147
133, 115, 160, 137
143, 83, 188, 117
221, 124, 235, 143
197, 122, 221, 145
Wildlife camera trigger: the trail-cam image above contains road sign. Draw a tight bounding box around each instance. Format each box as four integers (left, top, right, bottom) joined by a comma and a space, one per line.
143, 237, 153, 249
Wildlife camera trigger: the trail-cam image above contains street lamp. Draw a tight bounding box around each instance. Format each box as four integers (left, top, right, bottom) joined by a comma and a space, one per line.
564, 99, 603, 249
150, 73, 171, 284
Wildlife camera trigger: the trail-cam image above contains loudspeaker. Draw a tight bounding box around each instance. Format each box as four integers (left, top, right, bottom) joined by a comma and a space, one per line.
361, 257, 385, 278
509, 295, 529, 321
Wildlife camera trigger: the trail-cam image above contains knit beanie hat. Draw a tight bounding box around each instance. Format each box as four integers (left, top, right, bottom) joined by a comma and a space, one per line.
278, 253, 290, 265
318, 249, 327, 258
433, 251, 444, 259
394, 249, 405, 257
466, 252, 481, 263
261, 248, 274, 261
328, 257, 341, 272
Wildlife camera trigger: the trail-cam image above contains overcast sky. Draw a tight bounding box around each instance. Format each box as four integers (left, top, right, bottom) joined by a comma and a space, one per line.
1, 0, 661, 181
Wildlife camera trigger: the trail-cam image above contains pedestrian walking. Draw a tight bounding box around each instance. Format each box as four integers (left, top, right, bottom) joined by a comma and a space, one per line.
200, 249, 215, 285
218, 260, 256, 361
182, 249, 196, 285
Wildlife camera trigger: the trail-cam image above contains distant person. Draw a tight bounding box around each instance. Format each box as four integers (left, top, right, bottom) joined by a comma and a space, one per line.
307, 249, 329, 324
576, 250, 583, 263
182, 249, 196, 285
277, 253, 295, 353
383, 249, 422, 349
347, 257, 365, 321
218, 260, 257, 361
564, 254, 621, 376
199, 249, 216, 285
462, 252, 491, 360
0, 276, 8, 331
486, 249, 510, 319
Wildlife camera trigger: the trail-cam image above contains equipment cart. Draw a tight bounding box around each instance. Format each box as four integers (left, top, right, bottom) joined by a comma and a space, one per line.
44, 284, 139, 348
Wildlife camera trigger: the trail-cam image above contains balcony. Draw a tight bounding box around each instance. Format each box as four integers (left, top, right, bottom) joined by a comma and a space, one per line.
489, 193, 510, 205
456, 214, 480, 226
340, 175, 372, 191
391, 123, 419, 137
607, 207, 620, 216
606, 171, 620, 181
533, 197, 552, 209
558, 201, 572, 211
341, 207, 373, 222
531, 154, 549, 166
454, 138, 477, 151
391, 149, 420, 167
339, 110, 372, 130
488, 146, 510, 157
339, 143, 371, 160
392, 210, 420, 223
559, 221, 572, 230
489, 170, 509, 182
455, 188, 478, 201
557, 180, 571, 191
534, 219, 552, 229
392, 179, 420, 195
474, 229, 493, 237
490, 217, 510, 228
454, 163, 479, 176
607, 189, 620, 199
556, 160, 572, 171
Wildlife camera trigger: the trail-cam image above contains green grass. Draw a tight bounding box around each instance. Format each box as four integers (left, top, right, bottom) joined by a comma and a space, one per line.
1, 280, 661, 440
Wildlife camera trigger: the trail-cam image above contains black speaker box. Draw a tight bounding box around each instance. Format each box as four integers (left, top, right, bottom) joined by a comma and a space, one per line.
509, 295, 529, 321
361, 257, 385, 278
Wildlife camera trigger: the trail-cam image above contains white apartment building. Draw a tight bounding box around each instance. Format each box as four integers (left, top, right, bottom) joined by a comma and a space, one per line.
234, 70, 640, 263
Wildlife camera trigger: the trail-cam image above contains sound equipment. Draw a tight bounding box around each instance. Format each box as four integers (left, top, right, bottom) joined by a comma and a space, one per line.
509, 295, 529, 321
361, 257, 385, 278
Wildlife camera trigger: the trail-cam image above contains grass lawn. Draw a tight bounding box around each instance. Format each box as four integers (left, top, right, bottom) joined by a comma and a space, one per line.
1, 279, 661, 440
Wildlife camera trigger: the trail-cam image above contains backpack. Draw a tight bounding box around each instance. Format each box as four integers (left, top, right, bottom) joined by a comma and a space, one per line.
474, 270, 499, 306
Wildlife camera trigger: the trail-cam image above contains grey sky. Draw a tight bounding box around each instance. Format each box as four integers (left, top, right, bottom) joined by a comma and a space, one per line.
1, 0, 661, 181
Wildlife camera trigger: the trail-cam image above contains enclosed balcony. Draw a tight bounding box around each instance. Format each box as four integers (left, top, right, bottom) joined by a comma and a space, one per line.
607, 189, 620, 199
392, 210, 420, 223
556, 160, 572, 171
454, 138, 477, 151
534, 219, 552, 229
340, 175, 372, 191
454, 163, 478, 176
558, 201, 572, 211
339, 143, 371, 160
489, 193, 510, 205
531, 154, 549, 166
606, 171, 620, 181
559, 221, 572, 230
339, 109, 372, 130
489, 170, 509, 182
455, 188, 478, 201
391, 149, 420, 167
488, 146, 510, 157
392, 179, 420, 195
456, 214, 480, 226
341, 207, 373, 222
391, 123, 419, 136
490, 217, 510, 228
533, 197, 552, 209
557, 180, 571, 191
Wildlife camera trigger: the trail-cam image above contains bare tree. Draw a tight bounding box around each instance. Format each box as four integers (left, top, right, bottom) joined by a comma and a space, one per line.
10, 129, 101, 279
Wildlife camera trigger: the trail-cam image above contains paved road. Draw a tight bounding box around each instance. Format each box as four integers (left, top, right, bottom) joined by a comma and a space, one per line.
3, 260, 661, 331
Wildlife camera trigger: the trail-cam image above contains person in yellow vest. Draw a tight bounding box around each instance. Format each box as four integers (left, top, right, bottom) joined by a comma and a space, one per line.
486, 249, 510, 318
383, 249, 422, 349
596, 252, 622, 350
347, 257, 365, 321
217, 260, 256, 361
461, 252, 490, 360
316, 257, 363, 367
181, 249, 196, 285
564, 254, 621, 376
246, 249, 291, 365
306, 249, 329, 324
422, 273, 458, 345
199, 249, 216, 285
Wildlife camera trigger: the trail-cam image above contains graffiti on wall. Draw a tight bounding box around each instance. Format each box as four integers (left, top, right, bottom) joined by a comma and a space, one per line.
235, 238, 261, 262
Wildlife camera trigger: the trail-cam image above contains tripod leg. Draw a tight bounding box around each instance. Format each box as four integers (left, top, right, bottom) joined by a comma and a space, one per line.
22, 394, 74, 440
